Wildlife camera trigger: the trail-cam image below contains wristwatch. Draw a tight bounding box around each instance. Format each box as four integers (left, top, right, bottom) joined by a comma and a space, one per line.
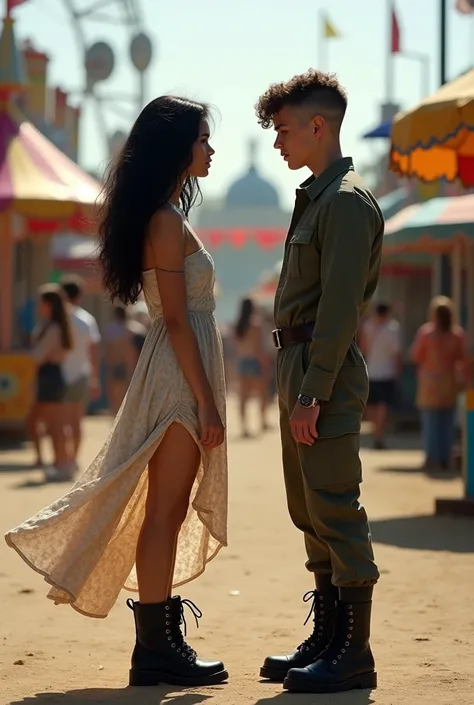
298, 394, 319, 409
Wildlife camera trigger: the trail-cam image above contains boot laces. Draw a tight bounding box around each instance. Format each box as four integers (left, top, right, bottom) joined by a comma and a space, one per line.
169, 598, 203, 662
318, 602, 354, 666
297, 590, 327, 652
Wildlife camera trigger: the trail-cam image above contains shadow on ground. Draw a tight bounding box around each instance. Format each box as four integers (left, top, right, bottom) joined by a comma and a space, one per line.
9, 687, 377, 705
0, 462, 37, 474
371, 514, 474, 553
374, 465, 460, 480
253, 689, 375, 705
9, 688, 214, 705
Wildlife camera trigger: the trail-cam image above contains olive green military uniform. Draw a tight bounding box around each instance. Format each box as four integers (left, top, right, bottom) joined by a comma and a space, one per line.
275, 157, 382, 587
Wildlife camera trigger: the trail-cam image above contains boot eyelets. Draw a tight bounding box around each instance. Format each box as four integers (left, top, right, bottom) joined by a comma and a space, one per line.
332, 659, 338, 665
347, 634, 352, 639
337, 654, 342, 659
341, 648, 346, 653
171, 643, 176, 648
349, 626, 353, 631
168, 636, 172, 641
349, 619, 354, 623
345, 641, 350, 646
166, 629, 170, 634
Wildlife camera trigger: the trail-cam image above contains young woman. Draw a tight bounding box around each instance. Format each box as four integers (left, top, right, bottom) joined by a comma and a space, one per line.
6, 96, 228, 687
411, 296, 468, 473
28, 284, 73, 482
234, 297, 269, 437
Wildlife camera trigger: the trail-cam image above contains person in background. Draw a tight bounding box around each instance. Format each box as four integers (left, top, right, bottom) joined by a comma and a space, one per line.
29, 284, 73, 482
128, 304, 149, 366
104, 305, 139, 414
360, 303, 402, 449
60, 276, 101, 472
411, 296, 468, 474
234, 297, 269, 437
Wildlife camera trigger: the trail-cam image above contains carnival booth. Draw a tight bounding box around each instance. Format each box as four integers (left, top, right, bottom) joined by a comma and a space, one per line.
0, 14, 101, 428
390, 68, 474, 515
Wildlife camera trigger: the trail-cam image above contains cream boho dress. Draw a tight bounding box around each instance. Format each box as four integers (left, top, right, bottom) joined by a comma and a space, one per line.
5, 247, 228, 619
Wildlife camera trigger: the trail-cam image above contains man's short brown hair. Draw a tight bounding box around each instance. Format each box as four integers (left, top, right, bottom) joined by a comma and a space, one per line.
255, 69, 348, 130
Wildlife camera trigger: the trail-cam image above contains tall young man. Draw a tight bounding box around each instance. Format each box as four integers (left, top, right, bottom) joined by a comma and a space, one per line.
255, 70, 384, 694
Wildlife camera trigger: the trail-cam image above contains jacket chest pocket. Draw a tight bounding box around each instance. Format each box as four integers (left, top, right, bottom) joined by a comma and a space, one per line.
286, 226, 314, 279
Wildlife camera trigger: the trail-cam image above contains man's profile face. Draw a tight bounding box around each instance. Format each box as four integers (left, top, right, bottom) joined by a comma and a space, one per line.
272, 105, 321, 171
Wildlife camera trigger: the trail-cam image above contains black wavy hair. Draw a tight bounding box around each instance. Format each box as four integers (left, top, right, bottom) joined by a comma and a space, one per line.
235, 297, 255, 339
97, 95, 209, 304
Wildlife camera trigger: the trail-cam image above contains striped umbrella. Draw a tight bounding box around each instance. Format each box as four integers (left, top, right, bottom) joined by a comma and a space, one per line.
384, 193, 474, 255
390, 69, 474, 188
0, 101, 100, 233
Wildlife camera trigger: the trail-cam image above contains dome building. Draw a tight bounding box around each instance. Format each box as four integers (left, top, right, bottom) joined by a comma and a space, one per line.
195, 139, 290, 324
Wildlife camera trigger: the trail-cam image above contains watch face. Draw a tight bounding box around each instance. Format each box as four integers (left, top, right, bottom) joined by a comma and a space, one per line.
299, 394, 313, 408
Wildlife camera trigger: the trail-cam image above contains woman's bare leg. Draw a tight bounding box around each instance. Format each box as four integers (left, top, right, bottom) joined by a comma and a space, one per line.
256, 378, 269, 431
27, 405, 44, 466
42, 404, 71, 469
136, 422, 200, 604
238, 377, 252, 437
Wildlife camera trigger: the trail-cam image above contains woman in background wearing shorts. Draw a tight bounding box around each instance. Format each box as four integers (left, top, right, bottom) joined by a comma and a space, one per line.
234, 297, 269, 438
29, 284, 73, 481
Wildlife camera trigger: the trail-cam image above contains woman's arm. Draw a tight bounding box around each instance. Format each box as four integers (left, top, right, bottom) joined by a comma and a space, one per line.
148, 208, 223, 446
32, 324, 60, 365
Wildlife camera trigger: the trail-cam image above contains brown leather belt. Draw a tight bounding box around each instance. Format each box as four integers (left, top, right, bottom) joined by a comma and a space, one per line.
272, 322, 315, 350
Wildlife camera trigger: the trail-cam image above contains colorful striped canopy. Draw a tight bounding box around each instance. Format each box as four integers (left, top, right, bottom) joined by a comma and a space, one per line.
0, 102, 100, 233
390, 69, 474, 188
384, 193, 474, 255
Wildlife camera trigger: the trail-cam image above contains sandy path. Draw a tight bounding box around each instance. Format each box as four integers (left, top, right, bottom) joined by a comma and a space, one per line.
1, 399, 473, 705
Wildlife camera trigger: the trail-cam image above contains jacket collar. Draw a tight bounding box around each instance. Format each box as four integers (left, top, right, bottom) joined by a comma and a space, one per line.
299, 157, 354, 201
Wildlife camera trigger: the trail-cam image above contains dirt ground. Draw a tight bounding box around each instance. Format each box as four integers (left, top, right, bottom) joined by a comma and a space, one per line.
1, 399, 473, 705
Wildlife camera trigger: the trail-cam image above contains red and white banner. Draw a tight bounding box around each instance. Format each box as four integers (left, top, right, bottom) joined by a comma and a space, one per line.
7, 0, 29, 12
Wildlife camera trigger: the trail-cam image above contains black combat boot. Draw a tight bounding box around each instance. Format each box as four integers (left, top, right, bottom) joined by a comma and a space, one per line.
283, 587, 377, 693
260, 578, 338, 682
127, 596, 229, 686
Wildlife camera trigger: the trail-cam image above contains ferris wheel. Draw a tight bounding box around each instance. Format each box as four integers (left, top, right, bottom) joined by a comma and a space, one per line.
61, 0, 153, 161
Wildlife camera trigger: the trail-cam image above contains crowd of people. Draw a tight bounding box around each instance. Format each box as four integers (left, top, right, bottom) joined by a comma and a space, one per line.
26, 275, 149, 482
360, 295, 469, 474
26, 275, 469, 482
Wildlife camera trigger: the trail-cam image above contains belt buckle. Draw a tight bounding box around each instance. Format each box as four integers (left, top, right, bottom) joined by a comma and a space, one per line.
272, 328, 282, 350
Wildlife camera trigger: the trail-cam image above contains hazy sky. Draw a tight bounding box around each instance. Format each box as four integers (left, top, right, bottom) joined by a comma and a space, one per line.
12, 0, 474, 210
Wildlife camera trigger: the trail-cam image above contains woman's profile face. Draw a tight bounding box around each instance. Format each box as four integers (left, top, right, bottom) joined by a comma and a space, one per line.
188, 119, 215, 178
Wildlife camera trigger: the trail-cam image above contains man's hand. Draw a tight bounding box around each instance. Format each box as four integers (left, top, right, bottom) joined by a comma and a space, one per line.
290, 403, 320, 445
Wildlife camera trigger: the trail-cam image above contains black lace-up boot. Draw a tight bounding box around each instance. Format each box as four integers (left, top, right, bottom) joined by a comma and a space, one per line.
128, 596, 229, 687
260, 578, 338, 682
283, 586, 377, 693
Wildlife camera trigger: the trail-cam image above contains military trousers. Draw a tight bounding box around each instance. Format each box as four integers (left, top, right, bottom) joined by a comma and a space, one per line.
277, 344, 379, 586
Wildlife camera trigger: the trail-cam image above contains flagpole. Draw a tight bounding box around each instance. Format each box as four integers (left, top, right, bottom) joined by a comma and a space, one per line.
318, 10, 327, 70
386, 0, 395, 102
470, 14, 474, 68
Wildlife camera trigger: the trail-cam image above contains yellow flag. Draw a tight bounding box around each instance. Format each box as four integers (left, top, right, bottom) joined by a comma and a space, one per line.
323, 15, 340, 39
